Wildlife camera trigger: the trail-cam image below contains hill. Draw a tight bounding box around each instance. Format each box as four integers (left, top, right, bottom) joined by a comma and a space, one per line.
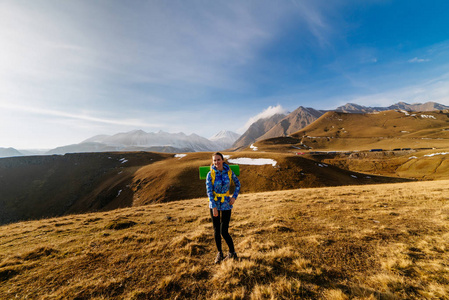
290, 110, 449, 151
242, 109, 449, 181
0, 147, 23, 158
0, 152, 171, 225
1, 180, 448, 299
0, 151, 408, 225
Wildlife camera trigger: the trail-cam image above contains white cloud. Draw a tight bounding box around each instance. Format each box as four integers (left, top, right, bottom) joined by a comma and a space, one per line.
408, 57, 430, 63
238, 105, 288, 133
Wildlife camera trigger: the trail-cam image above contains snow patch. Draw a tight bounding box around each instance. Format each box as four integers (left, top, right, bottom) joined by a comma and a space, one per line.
250, 144, 258, 151
409, 156, 418, 159
424, 152, 449, 157
228, 157, 277, 166
119, 158, 128, 164
421, 114, 436, 119
174, 154, 187, 159
117, 190, 122, 197
351, 175, 357, 178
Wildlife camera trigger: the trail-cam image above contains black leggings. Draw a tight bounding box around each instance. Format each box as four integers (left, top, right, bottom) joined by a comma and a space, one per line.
210, 209, 235, 253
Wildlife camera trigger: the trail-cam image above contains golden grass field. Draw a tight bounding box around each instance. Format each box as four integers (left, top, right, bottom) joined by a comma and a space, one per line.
1, 180, 449, 299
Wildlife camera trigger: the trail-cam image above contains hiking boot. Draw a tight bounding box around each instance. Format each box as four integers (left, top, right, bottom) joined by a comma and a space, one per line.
214, 252, 224, 264
226, 252, 238, 260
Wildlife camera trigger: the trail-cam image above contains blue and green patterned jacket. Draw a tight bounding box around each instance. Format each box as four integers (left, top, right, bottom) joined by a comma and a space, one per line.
206, 163, 240, 210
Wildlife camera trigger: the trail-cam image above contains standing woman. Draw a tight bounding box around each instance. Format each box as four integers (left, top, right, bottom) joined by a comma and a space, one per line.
206, 152, 241, 264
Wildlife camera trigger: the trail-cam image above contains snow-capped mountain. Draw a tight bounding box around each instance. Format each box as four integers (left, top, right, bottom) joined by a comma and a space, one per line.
47, 130, 240, 155
209, 130, 241, 150
335, 101, 449, 113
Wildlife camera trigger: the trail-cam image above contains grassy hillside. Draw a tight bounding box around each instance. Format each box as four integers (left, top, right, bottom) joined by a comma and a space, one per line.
0, 151, 408, 225
1, 180, 449, 299
130, 151, 409, 206
290, 110, 449, 151
0, 152, 171, 225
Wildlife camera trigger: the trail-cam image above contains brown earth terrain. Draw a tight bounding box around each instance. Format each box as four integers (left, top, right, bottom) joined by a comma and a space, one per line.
1, 180, 448, 299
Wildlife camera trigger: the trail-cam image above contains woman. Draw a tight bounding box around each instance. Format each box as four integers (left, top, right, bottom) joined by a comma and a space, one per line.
206, 152, 241, 264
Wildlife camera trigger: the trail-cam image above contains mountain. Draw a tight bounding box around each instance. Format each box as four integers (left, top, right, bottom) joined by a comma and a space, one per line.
334, 103, 377, 113
0, 147, 23, 158
47, 130, 234, 155
209, 130, 241, 150
289, 109, 449, 151
232, 113, 287, 149
257, 106, 324, 141
389, 101, 449, 111
336, 101, 449, 113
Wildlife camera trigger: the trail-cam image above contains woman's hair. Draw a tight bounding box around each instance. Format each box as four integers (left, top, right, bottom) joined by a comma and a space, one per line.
212, 152, 224, 160
211, 152, 227, 167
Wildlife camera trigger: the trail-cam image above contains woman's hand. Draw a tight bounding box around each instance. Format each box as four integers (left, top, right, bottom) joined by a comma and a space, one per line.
213, 207, 218, 217
229, 197, 236, 205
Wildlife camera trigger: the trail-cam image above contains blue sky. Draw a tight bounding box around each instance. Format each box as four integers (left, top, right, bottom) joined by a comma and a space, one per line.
1, 0, 449, 149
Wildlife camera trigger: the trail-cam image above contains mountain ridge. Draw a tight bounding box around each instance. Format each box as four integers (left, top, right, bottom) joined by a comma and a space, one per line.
2, 101, 448, 157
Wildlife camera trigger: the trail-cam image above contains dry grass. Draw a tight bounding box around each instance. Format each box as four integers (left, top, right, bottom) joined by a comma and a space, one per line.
1, 180, 449, 299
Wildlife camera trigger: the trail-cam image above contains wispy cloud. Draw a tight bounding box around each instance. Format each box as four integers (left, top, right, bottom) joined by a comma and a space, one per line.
0, 103, 163, 128
408, 57, 430, 63
238, 105, 288, 133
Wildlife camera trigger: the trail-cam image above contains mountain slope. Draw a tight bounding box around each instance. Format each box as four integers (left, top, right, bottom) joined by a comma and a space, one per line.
292, 110, 449, 140
232, 114, 287, 149
257, 106, 324, 141
209, 130, 241, 150
0, 152, 171, 225
0, 150, 409, 225
291, 111, 449, 151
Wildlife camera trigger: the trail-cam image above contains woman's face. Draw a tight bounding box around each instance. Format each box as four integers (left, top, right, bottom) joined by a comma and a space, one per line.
212, 154, 224, 170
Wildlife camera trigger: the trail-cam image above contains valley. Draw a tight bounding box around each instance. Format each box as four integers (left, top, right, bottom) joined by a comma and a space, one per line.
1, 108, 449, 299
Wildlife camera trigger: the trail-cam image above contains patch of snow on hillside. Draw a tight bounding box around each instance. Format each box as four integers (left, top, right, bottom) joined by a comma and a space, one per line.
250, 144, 258, 151
421, 114, 436, 119
409, 156, 418, 159
117, 190, 122, 197
351, 175, 357, 178
175, 154, 187, 159
228, 158, 277, 166
224, 155, 231, 160
119, 158, 128, 164
424, 152, 449, 157
399, 110, 410, 116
